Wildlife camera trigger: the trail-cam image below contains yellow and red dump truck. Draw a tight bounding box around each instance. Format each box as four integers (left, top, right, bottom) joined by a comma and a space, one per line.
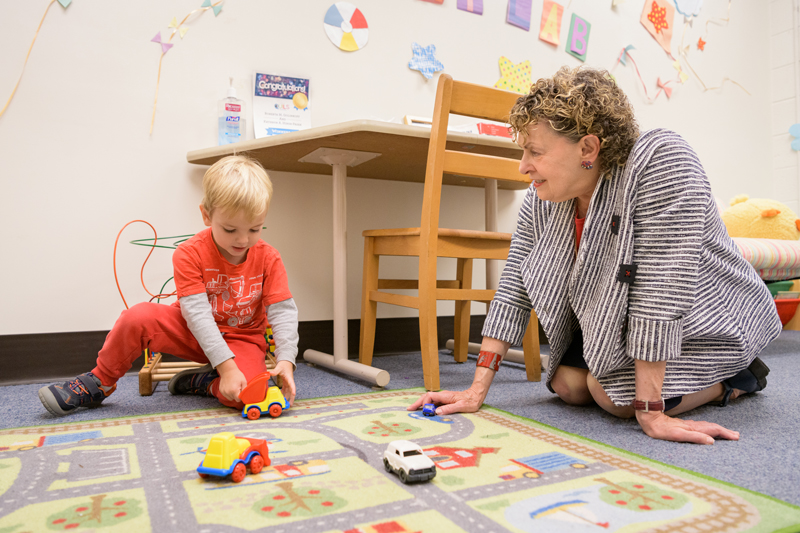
197, 432, 271, 483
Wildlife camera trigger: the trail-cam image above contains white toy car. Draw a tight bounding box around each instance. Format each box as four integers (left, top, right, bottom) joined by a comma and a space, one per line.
383, 440, 436, 483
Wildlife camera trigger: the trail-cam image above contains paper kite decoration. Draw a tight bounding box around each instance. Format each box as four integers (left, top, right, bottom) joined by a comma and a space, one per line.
673, 0, 703, 17
615, 46, 673, 103
324, 2, 369, 52
641, 0, 675, 55
566, 14, 591, 62
507, 0, 533, 31
673, 60, 689, 83
494, 57, 532, 94
408, 43, 444, 79
147, 0, 224, 135
790, 124, 800, 151
200, 0, 222, 16
697, 37, 706, 51
168, 17, 189, 39
539, 1, 563, 46
150, 32, 174, 54
657, 78, 673, 99
618, 45, 635, 65
1, 0, 74, 119
457, 0, 483, 15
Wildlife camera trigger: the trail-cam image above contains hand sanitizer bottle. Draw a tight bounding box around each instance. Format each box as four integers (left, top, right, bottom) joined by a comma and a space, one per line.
218, 78, 245, 145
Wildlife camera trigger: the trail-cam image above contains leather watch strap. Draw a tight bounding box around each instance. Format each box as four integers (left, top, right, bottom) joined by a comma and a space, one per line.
632, 399, 665, 412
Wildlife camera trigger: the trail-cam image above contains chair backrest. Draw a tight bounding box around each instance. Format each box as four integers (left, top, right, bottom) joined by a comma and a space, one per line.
419, 74, 530, 257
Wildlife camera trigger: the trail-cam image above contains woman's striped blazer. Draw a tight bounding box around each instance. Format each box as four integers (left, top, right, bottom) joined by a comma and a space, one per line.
483, 129, 782, 405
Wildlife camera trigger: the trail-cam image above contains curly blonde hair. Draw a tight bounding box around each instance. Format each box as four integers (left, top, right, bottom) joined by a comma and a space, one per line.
509, 66, 639, 173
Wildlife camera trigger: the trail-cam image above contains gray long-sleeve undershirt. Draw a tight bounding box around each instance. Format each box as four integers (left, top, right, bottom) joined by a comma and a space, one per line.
179, 293, 299, 369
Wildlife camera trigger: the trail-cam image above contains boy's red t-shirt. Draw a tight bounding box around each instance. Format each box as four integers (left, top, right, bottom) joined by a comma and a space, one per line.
172, 228, 292, 334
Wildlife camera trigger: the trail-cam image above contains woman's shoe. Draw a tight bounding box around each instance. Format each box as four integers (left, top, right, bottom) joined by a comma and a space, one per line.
717, 357, 770, 407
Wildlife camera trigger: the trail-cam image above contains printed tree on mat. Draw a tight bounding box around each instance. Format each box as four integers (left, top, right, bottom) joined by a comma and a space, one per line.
595, 478, 688, 511
253, 482, 346, 518
46, 494, 142, 530
362, 420, 420, 438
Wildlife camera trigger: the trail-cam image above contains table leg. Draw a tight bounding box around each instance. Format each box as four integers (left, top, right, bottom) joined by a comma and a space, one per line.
303, 156, 390, 387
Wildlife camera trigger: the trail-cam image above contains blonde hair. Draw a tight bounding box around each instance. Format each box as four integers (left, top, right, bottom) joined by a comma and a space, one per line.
202, 155, 273, 220
509, 66, 640, 173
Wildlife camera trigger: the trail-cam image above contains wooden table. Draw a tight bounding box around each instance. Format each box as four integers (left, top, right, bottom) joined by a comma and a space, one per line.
187, 120, 528, 386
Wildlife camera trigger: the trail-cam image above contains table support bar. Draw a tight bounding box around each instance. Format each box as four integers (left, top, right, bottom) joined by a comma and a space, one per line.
303, 349, 390, 387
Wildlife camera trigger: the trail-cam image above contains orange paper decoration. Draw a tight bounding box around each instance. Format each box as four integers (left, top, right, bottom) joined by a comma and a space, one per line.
641, 0, 675, 56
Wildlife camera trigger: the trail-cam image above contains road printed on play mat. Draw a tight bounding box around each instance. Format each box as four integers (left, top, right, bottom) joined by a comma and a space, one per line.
0, 390, 797, 533
475, 411, 759, 533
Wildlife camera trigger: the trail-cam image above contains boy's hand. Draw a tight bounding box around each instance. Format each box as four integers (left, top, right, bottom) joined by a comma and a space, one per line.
216, 359, 248, 403
272, 361, 296, 404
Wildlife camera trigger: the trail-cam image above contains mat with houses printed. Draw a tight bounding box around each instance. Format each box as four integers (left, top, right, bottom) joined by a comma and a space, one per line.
0, 389, 798, 533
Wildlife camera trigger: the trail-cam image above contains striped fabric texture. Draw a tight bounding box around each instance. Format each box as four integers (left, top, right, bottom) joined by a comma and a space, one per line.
483, 129, 783, 405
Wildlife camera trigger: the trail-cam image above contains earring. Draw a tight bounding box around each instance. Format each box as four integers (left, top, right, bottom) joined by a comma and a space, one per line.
581, 160, 594, 170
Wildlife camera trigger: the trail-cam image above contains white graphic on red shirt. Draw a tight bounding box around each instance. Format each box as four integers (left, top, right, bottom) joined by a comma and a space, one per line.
205, 274, 262, 327
237, 283, 263, 307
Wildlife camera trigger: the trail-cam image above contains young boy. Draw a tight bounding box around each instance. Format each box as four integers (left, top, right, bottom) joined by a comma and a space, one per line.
39, 155, 298, 416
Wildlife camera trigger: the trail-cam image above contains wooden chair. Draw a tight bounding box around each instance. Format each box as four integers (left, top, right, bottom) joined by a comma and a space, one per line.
358, 74, 542, 391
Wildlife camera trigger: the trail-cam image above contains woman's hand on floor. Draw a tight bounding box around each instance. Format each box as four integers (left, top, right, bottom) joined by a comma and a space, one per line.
408, 364, 497, 416
407, 385, 488, 416
636, 411, 740, 444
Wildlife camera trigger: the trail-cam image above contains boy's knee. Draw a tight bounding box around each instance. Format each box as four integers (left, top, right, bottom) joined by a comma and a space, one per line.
118, 302, 161, 328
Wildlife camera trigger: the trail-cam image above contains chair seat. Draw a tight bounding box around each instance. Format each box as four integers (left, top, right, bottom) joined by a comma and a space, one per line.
363, 227, 512, 241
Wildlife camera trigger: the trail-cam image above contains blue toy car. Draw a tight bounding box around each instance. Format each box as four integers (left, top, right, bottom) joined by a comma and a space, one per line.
422, 403, 437, 416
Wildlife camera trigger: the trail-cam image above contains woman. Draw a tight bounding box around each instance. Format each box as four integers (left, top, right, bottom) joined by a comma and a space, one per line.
410, 66, 781, 444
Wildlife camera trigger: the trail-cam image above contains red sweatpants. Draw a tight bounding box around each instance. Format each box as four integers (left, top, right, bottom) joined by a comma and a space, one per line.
91, 302, 267, 409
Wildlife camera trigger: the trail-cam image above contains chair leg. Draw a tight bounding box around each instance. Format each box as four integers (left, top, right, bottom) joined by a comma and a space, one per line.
453, 258, 473, 363
522, 310, 542, 382
418, 260, 440, 391
359, 237, 379, 367
419, 301, 441, 391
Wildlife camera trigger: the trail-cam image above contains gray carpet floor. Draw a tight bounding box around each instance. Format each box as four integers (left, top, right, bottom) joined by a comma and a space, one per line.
2, 331, 799, 507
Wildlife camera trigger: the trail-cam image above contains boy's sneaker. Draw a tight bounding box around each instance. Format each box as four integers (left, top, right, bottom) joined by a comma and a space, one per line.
38, 373, 116, 417
168, 364, 218, 396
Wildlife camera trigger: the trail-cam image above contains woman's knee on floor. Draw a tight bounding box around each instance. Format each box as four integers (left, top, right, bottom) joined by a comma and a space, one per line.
551, 366, 593, 405
586, 374, 634, 418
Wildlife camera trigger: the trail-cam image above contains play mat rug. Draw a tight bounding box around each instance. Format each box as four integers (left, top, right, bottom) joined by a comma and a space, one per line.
0, 390, 798, 533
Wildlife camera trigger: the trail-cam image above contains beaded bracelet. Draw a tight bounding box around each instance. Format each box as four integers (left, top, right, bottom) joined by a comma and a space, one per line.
476, 350, 503, 372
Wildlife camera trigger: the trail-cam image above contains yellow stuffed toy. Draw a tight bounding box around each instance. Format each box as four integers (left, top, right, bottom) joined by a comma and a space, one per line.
721, 195, 800, 240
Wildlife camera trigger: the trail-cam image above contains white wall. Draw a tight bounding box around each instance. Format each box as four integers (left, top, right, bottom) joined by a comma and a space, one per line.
0, 0, 775, 336
770, 0, 800, 214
